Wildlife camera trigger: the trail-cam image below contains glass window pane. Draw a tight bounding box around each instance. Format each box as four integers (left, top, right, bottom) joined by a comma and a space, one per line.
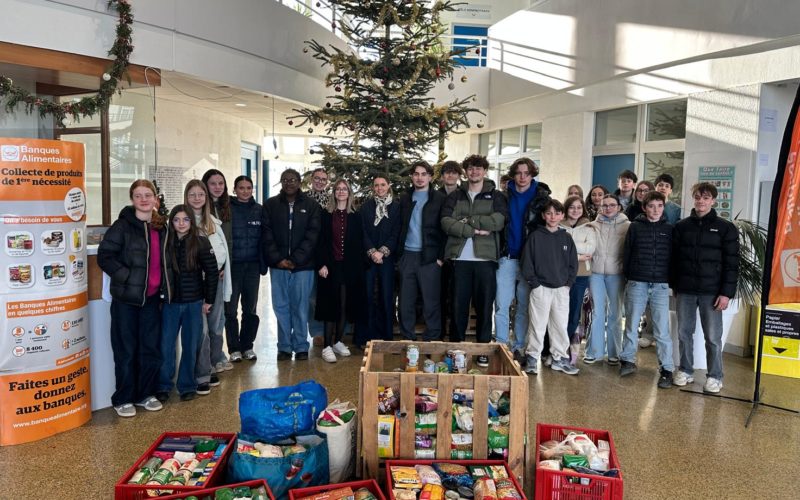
110, 92, 154, 221
647, 99, 687, 141
500, 127, 520, 155
478, 132, 495, 157
61, 133, 102, 225
595, 106, 638, 146
525, 123, 542, 153
59, 94, 101, 128
644, 151, 684, 205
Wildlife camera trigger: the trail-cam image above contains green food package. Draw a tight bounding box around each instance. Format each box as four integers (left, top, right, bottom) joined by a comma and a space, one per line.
487, 416, 510, 449
470, 466, 490, 479
562, 454, 590, 469
195, 439, 219, 453
215, 488, 235, 500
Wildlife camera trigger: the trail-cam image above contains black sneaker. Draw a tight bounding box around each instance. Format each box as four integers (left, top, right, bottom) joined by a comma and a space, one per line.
196, 383, 211, 395
619, 361, 637, 377
155, 391, 170, 403
513, 349, 527, 368
180, 392, 197, 402
658, 370, 673, 389
209, 374, 220, 387
277, 351, 292, 361
295, 351, 309, 360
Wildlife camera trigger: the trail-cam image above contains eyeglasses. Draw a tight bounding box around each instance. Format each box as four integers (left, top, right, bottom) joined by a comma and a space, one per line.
281, 178, 299, 184
600, 204, 618, 209
312, 177, 328, 182
173, 217, 191, 224
334, 188, 349, 193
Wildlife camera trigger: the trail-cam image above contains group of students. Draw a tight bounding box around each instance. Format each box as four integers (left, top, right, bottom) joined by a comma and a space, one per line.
98, 155, 739, 418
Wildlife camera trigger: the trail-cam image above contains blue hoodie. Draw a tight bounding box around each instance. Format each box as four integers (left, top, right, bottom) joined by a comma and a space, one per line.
506, 180, 538, 257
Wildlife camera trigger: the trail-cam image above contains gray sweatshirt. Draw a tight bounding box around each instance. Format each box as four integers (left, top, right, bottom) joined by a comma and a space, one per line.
521, 226, 578, 289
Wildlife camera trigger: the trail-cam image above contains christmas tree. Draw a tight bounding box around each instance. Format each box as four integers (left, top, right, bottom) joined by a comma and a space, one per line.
289, 0, 481, 193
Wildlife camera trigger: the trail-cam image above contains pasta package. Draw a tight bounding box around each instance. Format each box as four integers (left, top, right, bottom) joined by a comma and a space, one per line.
354, 488, 377, 500
494, 478, 522, 500
474, 478, 497, 500
415, 465, 442, 485
420, 483, 445, 500
391, 466, 422, 490
297, 487, 355, 500
378, 415, 398, 458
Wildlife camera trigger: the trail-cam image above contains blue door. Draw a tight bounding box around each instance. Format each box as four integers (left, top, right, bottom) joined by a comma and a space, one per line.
592, 154, 635, 193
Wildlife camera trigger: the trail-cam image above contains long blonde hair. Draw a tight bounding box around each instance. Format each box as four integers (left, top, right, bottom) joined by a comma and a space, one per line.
327, 179, 355, 214
183, 179, 216, 235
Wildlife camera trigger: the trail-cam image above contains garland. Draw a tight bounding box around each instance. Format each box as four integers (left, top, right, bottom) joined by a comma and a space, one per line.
0, 0, 134, 125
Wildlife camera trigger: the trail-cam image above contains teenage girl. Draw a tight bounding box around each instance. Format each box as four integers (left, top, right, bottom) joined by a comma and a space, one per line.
156, 205, 219, 402
97, 179, 166, 418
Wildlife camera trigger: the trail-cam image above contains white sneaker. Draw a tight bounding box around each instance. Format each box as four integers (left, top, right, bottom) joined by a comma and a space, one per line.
114, 403, 136, 418
214, 362, 225, 373
243, 349, 257, 361
135, 396, 163, 412
332, 341, 351, 357
704, 377, 723, 393
543, 355, 553, 367
322, 346, 337, 363
230, 351, 243, 362
638, 337, 654, 348
672, 371, 694, 386
222, 360, 234, 371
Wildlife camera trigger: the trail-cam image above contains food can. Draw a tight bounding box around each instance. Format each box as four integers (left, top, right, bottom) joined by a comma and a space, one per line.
423, 359, 435, 373
445, 349, 455, 372
405, 344, 420, 372
435, 361, 449, 373
452, 350, 467, 373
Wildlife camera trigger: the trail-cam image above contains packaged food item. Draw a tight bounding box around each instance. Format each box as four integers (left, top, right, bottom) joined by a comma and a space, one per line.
564, 432, 599, 457
494, 478, 522, 500
254, 442, 283, 457
378, 387, 400, 414
415, 434, 435, 449
453, 405, 474, 432
444, 490, 460, 500
378, 415, 398, 458
487, 416, 509, 450
539, 439, 573, 460
415, 412, 438, 435
450, 449, 473, 459
423, 359, 436, 373
473, 477, 497, 500
562, 454, 590, 469
415, 464, 442, 485
469, 466, 490, 479
282, 444, 307, 456
298, 486, 355, 500
393, 489, 417, 500
354, 487, 377, 500
128, 457, 163, 484
420, 483, 445, 500
415, 449, 436, 459
487, 466, 508, 481
435, 361, 449, 373
433, 462, 473, 490
416, 395, 438, 413
452, 389, 474, 404
538, 460, 561, 471
450, 432, 473, 451
391, 465, 423, 489
406, 344, 420, 371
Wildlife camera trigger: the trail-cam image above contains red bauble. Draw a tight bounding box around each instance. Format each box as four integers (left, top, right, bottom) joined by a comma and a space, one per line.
439, 120, 447, 129
288, 120, 294, 126
335, 85, 342, 92
435, 67, 441, 77
476, 48, 481, 54
380, 107, 389, 114
383, 67, 389, 73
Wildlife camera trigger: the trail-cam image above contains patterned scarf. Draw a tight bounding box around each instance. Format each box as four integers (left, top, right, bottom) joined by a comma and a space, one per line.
374, 194, 393, 226
309, 189, 329, 207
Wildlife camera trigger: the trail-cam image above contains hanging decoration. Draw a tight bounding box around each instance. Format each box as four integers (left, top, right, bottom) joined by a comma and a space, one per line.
0, 0, 134, 125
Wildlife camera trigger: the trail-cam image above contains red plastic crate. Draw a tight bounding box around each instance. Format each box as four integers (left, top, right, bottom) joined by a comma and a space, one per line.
157, 479, 275, 499
385, 459, 527, 500
289, 479, 386, 500
534, 424, 623, 500
114, 431, 236, 500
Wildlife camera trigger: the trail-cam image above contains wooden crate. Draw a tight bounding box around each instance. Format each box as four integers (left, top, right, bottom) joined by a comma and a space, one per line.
357, 341, 529, 488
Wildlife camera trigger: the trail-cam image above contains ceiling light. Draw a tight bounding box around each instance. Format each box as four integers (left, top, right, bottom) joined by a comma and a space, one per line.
235, 103, 247, 107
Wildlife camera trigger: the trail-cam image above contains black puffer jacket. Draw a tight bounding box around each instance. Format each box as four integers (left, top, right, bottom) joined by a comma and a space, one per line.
262, 191, 321, 270
671, 208, 739, 297
162, 234, 219, 304
230, 197, 263, 263
623, 214, 672, 283
397, 186, 447, 264
98, 206, 166, 307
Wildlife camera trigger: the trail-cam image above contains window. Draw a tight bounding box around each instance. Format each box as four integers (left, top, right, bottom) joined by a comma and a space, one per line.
500, 127, 520, 155
644, 152, 684, 204
475, 123, 542, 184
647, 99, 687, 141
478, 132, 495, 157
525, 123, 542, 153
594, 106, 638, 146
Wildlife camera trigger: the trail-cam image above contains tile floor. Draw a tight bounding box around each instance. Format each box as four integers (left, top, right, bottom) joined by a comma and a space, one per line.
0, 281, 798, 499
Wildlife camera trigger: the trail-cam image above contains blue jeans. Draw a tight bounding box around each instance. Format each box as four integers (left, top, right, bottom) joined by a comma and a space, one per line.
621, 281, 673, 371
494, 257, 529, 352
567, 276, 590, 341
308, 275, 324, 338
271, 269, 314, 354
159, 300, 203, 396
677, 293, 724, 380
586, 273, 624, 360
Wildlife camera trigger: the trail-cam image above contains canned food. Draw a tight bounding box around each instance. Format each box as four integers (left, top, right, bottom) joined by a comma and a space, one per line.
423, 359, 435, 373
406, 344, 420, 372
452, 350, 467, 373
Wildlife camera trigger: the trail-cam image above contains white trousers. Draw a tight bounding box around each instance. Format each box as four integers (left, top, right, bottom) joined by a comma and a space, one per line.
525, 285, 571, 361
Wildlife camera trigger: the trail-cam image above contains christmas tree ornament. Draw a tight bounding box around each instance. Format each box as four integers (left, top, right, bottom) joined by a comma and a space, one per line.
435, 66, 441, 77
448, 82, 455, 90
308, 127, 314, 133
476, 48, 481, 54
392, 57, 401, 66
102, 73, 112, 81
288, 120, 294, 126
477, 121, 485, 129
380, 106, 389, 114
335, 85, 342, 92
303, 47, 309, 53
461, 75, 468, 83
326, 102, 332, 108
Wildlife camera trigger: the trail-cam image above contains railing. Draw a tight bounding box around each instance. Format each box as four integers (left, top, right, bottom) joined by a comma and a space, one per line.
274, 0, 490, 67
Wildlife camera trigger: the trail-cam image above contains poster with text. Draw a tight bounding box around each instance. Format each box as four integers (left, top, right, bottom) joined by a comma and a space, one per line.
0, 138, 90, 445
697, 166, 735, 220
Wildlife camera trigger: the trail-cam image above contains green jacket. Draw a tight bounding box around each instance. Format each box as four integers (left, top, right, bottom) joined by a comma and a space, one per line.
441, 180, 508, 261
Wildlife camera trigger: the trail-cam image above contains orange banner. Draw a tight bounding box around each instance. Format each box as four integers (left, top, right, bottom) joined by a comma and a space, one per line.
769, 105, 800, 305
0, 138, 85, 202
0, 356, 91, 446
6, 291, 88, 319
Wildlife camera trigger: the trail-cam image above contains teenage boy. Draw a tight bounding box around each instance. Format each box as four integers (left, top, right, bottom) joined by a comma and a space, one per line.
671, 182, 738, 393
620, 191, 674, 387
441, 154, 508, 366
654, 173, 682, 224
495, 157, 551, 358
438, 160, 463, 340
397, 161, 447, 341
262, 169, 321, 361
520, 199, 579, 376
615, 169, 637, 211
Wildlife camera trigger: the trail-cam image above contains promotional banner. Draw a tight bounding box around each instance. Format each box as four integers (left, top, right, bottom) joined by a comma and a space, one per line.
0, 138, 91, 445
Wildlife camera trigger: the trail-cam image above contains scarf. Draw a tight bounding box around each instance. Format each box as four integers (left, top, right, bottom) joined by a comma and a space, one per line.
309, 189, 329, 207
374, 194, 392, 226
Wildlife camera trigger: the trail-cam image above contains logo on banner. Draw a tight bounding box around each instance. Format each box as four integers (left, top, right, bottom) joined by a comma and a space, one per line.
780, 249, 800, 287
1, 145, 20, 162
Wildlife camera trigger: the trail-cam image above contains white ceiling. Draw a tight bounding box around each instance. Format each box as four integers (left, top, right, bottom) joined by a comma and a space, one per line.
127, 71, 316, 135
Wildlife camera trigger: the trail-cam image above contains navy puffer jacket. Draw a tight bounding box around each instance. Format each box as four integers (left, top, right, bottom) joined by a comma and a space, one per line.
623, 214, 672, 283
230, 197, 263, 263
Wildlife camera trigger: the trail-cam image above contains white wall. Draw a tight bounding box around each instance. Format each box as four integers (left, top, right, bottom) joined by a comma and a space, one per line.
440, 0, 530, 27
539, 112, 593, 198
